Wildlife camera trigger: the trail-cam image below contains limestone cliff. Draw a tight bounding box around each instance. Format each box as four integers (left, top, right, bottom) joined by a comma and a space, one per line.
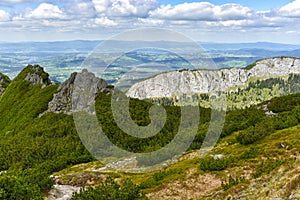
126, 57, 300, 99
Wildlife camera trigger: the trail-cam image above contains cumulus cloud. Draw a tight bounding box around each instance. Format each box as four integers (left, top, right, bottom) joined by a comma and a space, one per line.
0, 10, 10, 21
26, 3, 67, 19
0, 0, 300, 42
92, 0, 158, 17
89, 17, 118, 27
278, 0, 300, 17
64, 0, 96, 18
135, 18, 164, 26
150, 2, 253, 21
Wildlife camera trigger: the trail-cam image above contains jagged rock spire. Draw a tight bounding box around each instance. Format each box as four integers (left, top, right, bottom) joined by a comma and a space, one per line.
47, 69, 108, 114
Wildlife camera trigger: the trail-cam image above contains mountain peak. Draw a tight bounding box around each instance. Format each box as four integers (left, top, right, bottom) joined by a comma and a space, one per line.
23, 64, 51, 87
47, 69, 108, 114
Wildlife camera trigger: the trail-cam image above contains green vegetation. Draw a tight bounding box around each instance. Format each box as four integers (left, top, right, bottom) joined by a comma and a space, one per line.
236, 118, 275, 145
139, 169, 183, 189
0, 72, 11, 88
148, 72, 300, 110
1, 62, 300, 199
0, 65, 94, 198
252, 159, 286, 178
200, 156, 235, 171
71, 176, 147, 200
221, 175, 246, 191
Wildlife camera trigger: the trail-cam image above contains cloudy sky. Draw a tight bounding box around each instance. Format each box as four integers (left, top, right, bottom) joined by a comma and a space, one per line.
0, 0, 299, 43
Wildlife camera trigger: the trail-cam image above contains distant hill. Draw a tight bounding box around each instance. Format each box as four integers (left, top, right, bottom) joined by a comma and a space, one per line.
201, 42, 300, 51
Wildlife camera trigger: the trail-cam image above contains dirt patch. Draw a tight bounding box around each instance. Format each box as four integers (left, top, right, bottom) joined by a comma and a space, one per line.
147, 173, 221, 200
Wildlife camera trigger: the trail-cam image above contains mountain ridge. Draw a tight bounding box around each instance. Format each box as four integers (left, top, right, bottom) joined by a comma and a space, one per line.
126, 57, 300, 108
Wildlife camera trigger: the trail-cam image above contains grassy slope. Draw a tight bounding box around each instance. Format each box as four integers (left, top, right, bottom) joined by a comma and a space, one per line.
0, 65, 94, 199
0, 63, 300, 199
53, 124, 300, 199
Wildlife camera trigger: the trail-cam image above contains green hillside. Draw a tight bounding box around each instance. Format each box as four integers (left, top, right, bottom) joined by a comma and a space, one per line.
0, 64, 300, 199
0, 65, 94, 199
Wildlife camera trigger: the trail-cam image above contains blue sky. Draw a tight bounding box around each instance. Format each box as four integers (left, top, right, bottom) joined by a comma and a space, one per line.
0, 0, 299, 43
158, 0, 292, 10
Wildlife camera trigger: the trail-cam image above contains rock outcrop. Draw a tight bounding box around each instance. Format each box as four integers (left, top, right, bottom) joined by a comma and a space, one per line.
47, 69, 108, 114
24, 65, 51, 87
0, 73, 10, 96
126, 57, 300, 99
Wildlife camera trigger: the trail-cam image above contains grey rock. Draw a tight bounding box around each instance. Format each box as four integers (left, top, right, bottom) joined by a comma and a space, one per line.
127, 57, 300, 100
48, 184, 81, 200
47, 69, 108, 114
47, 72, 77, 113
24, 65, 51, 87
97, 157, 136, 171
263, 104, 278, 117
289, 194, 300, 199
211, 154, 224, 160
0, 73, 10, 96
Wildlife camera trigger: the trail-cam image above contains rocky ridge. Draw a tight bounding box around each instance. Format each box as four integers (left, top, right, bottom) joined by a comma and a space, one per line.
126, 57, 300, 99
24, 65, 51, 87
47, 69, 108, 114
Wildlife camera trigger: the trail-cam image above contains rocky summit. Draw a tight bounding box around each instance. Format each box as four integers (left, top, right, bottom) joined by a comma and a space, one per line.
24, 65, 51, 87
127, 57, 300, 99
47, 69, 108, 114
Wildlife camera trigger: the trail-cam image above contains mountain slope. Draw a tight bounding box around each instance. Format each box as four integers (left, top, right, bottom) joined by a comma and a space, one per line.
51, 92, 300, 199
0, 65, 94, 199
0, 59, 300, 199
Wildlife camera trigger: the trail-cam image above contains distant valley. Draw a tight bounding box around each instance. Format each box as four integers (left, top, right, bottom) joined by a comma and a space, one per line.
1, 40, 300, 84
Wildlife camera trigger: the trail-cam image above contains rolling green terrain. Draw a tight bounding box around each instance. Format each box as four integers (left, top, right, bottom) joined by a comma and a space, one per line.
0, 63, 300, 199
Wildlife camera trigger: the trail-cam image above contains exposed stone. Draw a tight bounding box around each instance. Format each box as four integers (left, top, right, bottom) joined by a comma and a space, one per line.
0, 73, 10, 96
96, 157, 137, 171
211, 154, 224, 160
289, 194, 300, 199
47, 184, 81, 200
127, 57, 300, 100
47, 72, 77, 113
263, 103, 278, 117
24, 65, 51, 87
47, 69, 108, 114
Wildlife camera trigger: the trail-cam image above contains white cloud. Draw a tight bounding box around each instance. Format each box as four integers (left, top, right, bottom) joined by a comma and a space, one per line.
92, 0, 111, 14
278, 0, 300, 17
136, 18, 164, 26
0, 0, 300, 43
26, 3, 67, 19
92, 0, 158, 17
64, 0, 96, 18
0, 10, 10, 21
91, 17, 118, 27
150, 2, 253, 21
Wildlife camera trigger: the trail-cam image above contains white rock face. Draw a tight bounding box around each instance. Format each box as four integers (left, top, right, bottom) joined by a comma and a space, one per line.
47, 184, 80, 200
127, 58, 300, 99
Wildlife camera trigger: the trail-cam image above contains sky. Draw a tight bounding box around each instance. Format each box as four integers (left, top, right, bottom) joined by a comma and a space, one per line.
0, 0, 299, 43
